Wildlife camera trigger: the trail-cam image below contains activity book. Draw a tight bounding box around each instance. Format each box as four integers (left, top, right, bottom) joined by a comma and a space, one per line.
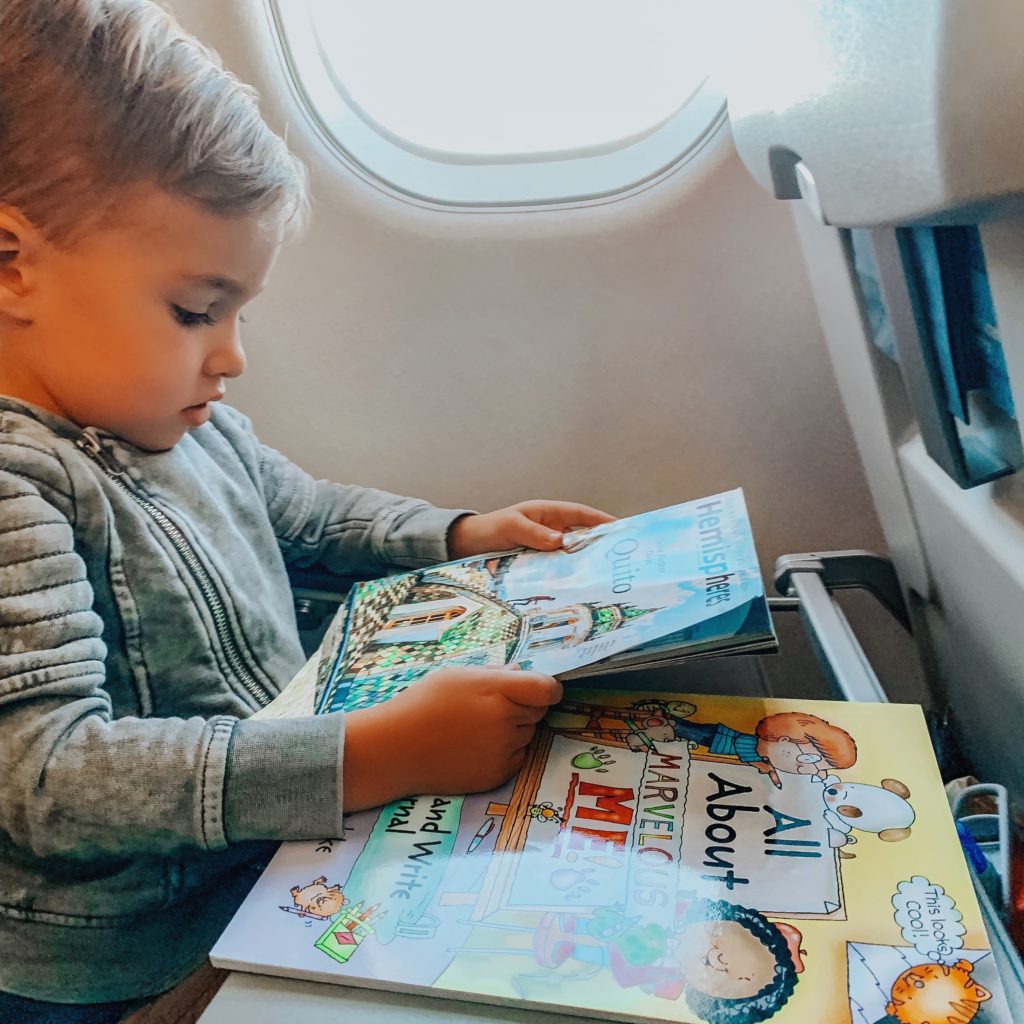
212, 692, 1003, 1023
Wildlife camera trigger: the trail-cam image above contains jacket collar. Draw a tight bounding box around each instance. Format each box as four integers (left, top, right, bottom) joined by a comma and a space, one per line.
0, 395, 85, 441
0, 395, 179, 459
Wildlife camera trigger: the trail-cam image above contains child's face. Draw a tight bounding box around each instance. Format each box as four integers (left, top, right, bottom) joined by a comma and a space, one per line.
1, 185, 279, 450
756, 736, 823, 776
676, 918, 776, 999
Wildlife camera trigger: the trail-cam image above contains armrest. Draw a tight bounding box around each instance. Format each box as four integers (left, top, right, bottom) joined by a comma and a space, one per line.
286, 566, 376, 603
286, 567, 372, 636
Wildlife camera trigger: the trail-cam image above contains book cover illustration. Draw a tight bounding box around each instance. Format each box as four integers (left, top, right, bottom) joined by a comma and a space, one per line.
212, 694, 1004, 1023
317, 489, 775, 715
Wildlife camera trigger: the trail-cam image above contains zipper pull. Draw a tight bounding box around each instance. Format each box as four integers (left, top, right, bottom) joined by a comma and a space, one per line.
76, 429, 127, 479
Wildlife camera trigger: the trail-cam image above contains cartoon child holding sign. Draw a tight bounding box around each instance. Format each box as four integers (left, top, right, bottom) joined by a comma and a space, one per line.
653, 710, 857, 788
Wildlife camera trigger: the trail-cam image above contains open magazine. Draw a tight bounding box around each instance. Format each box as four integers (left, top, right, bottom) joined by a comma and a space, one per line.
316, 489, 777, 715
212, 692, 1005, 1023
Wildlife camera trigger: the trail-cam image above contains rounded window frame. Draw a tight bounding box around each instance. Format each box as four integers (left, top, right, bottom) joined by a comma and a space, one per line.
268, 0, 728, 210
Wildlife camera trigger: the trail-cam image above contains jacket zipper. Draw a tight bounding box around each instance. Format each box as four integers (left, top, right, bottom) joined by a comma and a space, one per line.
75, 429, 273, 707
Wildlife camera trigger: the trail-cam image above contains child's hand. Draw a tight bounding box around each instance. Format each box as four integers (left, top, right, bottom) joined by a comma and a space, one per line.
448, 501, 615, 558
341, 666, 563, 812
754, 761, 783, 788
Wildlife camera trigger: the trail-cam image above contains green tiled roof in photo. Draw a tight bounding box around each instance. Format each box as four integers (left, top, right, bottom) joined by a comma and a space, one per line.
585, 602, 658, 640
347, 597, 522, 675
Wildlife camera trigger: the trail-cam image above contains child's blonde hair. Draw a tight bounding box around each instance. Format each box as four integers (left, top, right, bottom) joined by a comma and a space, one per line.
0, 0, 308, 243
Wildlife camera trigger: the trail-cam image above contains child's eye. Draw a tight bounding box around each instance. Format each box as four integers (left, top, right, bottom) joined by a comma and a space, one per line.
171, 304, 216, 328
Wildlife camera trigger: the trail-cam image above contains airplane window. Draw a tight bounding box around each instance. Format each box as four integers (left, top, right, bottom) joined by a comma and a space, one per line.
268, 0, 726, 207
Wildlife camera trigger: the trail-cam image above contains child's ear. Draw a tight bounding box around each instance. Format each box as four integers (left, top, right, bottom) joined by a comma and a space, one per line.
0, 206, 41, 324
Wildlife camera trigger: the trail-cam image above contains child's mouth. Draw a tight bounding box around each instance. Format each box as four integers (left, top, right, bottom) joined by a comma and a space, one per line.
182, 402, 211, 426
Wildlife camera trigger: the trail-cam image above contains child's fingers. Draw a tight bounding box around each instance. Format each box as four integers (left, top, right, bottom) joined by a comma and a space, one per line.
494, 672, 563, 708
513, 514, 565, 550
508, 746, 528, 773
552, 503, 614, 528
509, 704, 550, 726
531, 502, 617, 530
510, 723, 542, 752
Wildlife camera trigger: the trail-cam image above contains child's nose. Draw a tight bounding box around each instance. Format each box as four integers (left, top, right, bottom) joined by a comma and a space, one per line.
205, 324, 247, 379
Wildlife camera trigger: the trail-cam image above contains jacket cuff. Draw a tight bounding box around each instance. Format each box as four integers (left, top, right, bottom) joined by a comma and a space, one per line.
222, 713, 345, 843
378, 504, 474, 567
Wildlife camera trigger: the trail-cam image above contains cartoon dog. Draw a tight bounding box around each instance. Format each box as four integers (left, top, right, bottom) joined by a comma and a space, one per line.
820, 777, 915, 848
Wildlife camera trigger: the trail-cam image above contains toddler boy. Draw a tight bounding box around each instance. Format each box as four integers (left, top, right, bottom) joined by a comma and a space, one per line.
0, 2, 611, 1018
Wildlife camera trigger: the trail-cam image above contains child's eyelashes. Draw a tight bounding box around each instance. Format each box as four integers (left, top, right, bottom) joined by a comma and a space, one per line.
170, 304, 249, 328
170, 304, 215, 329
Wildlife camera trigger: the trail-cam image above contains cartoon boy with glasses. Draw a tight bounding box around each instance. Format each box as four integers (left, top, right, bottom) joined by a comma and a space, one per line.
641, 707, 857, 789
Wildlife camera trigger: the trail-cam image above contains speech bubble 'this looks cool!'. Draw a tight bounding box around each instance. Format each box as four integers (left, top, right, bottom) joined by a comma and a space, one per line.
892, 875, 965, 963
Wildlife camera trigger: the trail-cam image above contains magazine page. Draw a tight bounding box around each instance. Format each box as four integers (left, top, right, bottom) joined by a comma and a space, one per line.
252, 651, 318, 720
317, 489, 774, 714
212, 693, 1004, 1024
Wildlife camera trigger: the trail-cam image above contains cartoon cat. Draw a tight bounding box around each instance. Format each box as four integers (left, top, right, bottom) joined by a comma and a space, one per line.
886, 960, 992, 1024
290, 875, 348, 918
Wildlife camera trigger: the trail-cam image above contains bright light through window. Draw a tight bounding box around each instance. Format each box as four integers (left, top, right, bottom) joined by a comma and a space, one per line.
271, 0, 727, 205
310, 0, 717, 159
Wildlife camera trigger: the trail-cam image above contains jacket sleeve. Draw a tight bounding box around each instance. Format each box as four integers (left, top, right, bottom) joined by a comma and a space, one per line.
247, 419, 473, 574
0, 463, 344, 859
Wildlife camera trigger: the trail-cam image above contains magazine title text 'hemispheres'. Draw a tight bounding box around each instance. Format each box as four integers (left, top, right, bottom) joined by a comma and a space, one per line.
604, 500, 734, 607
697, 500, 733, 607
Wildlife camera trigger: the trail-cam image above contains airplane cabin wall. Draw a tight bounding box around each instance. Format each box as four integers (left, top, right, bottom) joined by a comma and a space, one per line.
169, 0, 885, 573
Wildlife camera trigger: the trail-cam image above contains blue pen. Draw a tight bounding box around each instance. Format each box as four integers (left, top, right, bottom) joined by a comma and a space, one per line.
956, 821, 1003, 907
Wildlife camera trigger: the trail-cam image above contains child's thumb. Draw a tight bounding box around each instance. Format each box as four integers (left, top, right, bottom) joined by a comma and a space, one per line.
517, 515, 564, 550
497, 672, 563, 708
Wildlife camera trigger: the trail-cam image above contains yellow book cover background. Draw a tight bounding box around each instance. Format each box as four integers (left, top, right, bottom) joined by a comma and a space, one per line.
212, 692, 999, 1024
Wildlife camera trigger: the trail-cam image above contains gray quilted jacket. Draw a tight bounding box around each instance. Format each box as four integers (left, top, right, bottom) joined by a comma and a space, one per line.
0, 397, 465, 1002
